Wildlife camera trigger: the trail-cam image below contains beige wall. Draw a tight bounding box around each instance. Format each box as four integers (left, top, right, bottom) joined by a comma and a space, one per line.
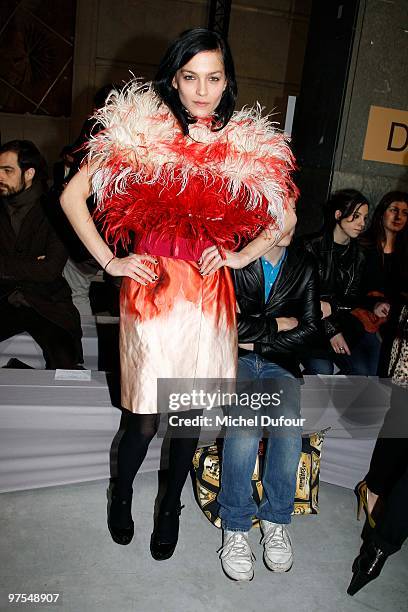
230, 1, 310, 116
0, 0, 310, 167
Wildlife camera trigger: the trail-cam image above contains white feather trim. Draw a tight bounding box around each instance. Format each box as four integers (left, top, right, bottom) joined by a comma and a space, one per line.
87, 81, 296, 229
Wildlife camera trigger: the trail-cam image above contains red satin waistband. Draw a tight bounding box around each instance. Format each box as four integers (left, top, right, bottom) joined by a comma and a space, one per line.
134, 232, 213, 261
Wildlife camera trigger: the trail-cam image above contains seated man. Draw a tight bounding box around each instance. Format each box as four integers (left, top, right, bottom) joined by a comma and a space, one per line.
217, 212, 320, 581
0, 140, 83, 369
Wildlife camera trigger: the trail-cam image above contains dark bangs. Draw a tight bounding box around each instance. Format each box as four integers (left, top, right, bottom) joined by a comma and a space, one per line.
153, 28, 237, 135
324, 189, 369, 232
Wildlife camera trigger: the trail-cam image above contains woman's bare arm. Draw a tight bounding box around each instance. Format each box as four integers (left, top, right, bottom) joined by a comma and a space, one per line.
199, 203, 297, 275
60, 167, 157, 284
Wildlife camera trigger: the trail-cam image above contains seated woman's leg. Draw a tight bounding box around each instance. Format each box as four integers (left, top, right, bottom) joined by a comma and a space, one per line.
374, 462, 408, 554
348, 463, 408, 596
366, 385, 408, 497
302, 355, 334, 375
348, 331, 382, 376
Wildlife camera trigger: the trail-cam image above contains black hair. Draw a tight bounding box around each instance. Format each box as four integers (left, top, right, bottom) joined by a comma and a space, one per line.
153, 28, 237, 135
0, 139, 48, 182
323, 189, 369, 232
361, 190, 408, 258
60, 145, 74, 158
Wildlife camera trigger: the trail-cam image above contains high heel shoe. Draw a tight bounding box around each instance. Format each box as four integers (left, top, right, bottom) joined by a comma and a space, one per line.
355, 481, 376, 529
347, 540, 388, 596
107, 488, 134, 545
150, 504, 184, 561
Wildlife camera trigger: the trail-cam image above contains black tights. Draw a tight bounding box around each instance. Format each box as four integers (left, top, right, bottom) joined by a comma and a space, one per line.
116, 410, 201, 509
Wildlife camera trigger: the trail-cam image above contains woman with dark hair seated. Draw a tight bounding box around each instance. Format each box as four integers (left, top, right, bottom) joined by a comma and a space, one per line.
350, 191, 408, 376
61, 27, 297, 561
301, 189, 369, 375
348, 299, 408, 596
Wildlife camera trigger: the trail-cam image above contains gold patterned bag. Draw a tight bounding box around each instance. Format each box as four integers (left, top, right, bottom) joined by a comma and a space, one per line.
192, 430, 329, 528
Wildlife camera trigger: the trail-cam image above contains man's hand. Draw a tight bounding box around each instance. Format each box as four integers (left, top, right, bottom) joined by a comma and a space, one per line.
330, 332, 351, 355
276, 317, 298, 332
320, 301, 332, 319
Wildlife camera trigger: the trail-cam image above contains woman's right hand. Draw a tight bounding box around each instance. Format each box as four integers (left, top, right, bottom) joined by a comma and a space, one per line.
105, 253, 158, 285
373, 301, 390, 318
330, 332, 351, 355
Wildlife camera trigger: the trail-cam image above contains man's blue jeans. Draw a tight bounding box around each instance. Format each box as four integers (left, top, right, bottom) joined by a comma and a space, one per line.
218, 353, 302, 532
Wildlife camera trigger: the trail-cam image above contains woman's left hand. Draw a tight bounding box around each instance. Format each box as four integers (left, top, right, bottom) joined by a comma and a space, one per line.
198, 247, 248, 276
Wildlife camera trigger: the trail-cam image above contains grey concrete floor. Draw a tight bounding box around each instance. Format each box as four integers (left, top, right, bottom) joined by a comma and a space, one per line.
0, 473, 407, 612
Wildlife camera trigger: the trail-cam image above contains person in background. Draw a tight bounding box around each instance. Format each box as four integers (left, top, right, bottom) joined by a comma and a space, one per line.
348, 299, 408, 596
0, 140, 83, 369
217, 203, 319, 581
59, 85, 118, 318
51, 146, 75, 194
301, 189, 369, 375
350, 191, 408, 376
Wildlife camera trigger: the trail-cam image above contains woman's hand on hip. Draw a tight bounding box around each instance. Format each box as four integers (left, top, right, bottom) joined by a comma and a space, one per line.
198, 246, 248, 276
105, 253, 158, 285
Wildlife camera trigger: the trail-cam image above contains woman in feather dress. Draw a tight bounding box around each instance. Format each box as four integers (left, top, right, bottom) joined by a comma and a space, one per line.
61, 28, 297, 560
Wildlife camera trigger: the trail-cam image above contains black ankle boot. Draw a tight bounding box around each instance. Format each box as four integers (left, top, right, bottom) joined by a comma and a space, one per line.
150, 504, 184, 561
347, 540, 388, 596
108, 489, 134, 546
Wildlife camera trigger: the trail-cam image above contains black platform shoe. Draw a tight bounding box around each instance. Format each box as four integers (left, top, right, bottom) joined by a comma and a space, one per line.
107, 489, 134, 546
347, 540, 388, 596
150, 505, 184, 561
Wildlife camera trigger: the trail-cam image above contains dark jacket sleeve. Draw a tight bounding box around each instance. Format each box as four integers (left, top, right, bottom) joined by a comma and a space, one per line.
237, 313, 279, 344
0, 225, 68, 283
322, 316, 339, 339
324, 250, 366, 338
254, 265, 320, 354
237, 262, 320, 354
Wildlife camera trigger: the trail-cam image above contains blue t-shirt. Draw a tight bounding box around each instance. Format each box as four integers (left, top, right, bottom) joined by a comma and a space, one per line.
261, 249, 286, 302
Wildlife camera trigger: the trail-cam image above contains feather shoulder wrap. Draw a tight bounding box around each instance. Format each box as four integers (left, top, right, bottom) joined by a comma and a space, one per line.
87, 81, 298, 255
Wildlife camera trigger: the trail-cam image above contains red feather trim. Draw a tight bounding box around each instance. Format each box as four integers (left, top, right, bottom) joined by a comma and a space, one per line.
94, 171, 276, 255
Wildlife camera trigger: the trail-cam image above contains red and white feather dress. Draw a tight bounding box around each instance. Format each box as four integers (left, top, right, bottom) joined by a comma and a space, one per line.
87, 83, 297, 413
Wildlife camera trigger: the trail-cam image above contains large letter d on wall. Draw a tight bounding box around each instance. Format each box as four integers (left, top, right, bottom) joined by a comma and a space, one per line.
387, 122, 408, 152
363, 106, 408, 167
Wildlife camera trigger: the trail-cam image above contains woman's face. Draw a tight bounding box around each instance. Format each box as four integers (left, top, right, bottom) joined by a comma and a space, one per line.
383, 201, 408, 233
336, 203, 369, 239
172, 50, 227, 119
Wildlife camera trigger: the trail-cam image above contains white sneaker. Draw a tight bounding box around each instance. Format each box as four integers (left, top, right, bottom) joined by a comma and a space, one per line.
219, 530, 255, 581
260, 521, 293, 572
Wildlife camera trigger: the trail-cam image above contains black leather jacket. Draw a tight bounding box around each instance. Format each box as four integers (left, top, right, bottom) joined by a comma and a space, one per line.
232, 243, 320, 377
301, 231, 366, 340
